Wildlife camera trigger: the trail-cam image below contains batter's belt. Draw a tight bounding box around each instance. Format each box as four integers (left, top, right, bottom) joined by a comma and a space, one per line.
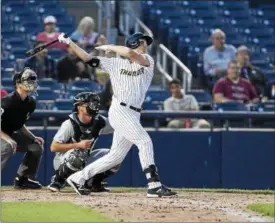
120, 102, 142, 113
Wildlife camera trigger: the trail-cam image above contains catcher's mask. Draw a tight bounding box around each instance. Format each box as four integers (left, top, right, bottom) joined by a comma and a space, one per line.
13, 67, 38, 93
73, 92, 100, 116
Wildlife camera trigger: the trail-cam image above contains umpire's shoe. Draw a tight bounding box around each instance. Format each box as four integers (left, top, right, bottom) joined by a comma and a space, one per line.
66, 178, 91, 195
147, 185, 177, 198
14, 175, 42, 189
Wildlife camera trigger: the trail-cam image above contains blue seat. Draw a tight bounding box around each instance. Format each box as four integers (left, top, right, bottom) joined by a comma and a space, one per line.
180, 1, 211, 9
214, 102, 248, 111
54, 99, 72, 110
1, 59, 13, 68
142, 101, 161, 110
1, 28, 16, 39
248, 27, 273, 37
145, 90, 170, 102
12, 47, 28, 58
36, 87, 57, 100
3, 86, 14, 93
265, 71, 275, 82
190, 9, 217, 19
187, 90, 212, 103
71, 80, 102, 92
216, 1, 249, 10
68, 88, 85, 99
38, 78, 62, 90
256, 101, 275, 112
1, 78, 13, 87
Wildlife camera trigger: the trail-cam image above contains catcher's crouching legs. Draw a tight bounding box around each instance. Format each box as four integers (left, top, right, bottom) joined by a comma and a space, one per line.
48, 150, 87, 192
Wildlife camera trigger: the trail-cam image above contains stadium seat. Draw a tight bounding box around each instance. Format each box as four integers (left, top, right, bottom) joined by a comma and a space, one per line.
70, 80, 102, 92
142, 101, 161, 110
1, 78, 13, 87
145, 90, 170, 102
214, 101, 248, 111
54, 99, 72, 110
36, 87, 57, 100
38, 78, 62, 90
187, 90, 212, 103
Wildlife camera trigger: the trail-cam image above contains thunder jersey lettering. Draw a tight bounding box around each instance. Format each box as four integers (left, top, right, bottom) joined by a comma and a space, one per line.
96, 55, 154, 107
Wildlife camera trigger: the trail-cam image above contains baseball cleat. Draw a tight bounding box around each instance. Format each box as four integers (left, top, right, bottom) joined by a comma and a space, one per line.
90, 182, 110, 192
47, 181, 62, 192
147, 185, 177, 198
14, 176, 42, 189
66, 178, 91, 196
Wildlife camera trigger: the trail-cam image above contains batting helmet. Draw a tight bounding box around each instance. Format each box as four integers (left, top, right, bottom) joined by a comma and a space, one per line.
125, 32, 153, 49
73, 92, 100, 116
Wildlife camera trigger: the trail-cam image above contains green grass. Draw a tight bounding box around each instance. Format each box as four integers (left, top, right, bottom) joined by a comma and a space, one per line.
1, 201, 113, 222
247, 203, 275, 218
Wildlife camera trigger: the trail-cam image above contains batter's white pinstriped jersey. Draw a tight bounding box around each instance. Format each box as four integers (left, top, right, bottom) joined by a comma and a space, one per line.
96, 55, 154, 107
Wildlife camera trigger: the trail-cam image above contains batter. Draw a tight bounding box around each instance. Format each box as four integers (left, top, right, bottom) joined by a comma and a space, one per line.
58, 32, 176, 197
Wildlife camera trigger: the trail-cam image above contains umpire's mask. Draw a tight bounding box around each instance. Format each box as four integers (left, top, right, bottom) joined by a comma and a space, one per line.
14, 67, 38, 93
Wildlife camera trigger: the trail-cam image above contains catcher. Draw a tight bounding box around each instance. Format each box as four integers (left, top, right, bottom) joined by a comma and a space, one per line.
1, 67, 44, 189
47, 92, 119, 194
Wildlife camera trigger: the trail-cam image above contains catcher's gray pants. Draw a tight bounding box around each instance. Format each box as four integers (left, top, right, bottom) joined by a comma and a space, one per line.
53, 148, 119, 172
1, 131, 44, 178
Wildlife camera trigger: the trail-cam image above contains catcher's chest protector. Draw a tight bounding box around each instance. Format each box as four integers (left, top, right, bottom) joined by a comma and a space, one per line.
69, 113, 106, 148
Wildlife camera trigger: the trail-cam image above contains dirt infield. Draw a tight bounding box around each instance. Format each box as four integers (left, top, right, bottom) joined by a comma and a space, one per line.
1, 188, 274, 222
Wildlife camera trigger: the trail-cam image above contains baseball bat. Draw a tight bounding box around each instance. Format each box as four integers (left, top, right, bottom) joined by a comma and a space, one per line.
25, 34, 68, 57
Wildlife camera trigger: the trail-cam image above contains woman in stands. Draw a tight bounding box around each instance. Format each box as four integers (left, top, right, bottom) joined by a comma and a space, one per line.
70, 16, 106, 52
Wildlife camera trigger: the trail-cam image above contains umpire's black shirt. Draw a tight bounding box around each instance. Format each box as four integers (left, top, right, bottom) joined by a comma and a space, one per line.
1, 91, 36, 136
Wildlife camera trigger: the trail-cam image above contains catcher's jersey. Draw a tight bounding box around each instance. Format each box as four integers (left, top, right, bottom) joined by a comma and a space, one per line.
97, 54, 154, 107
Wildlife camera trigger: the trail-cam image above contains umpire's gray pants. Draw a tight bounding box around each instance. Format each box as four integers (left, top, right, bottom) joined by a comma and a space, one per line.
53, 148, 119, 172
1, 131, 44, 178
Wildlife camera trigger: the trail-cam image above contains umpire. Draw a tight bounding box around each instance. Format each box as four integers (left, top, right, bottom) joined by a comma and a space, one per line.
1, 67, 44, 189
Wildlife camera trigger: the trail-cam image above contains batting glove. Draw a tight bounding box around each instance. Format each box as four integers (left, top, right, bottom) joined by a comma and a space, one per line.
58, 33, 71, 45
95, 45, 110, 51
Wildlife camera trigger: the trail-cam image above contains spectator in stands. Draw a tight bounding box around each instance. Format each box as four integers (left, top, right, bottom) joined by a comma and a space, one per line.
24, 42, 56, 79
203, 29, 236, 89
213, 60, 259, 104
236, 45, 267, 97
264, 62, 275, 99
1, 88, 8, 98
164, 79, 210, 129
99, 79, 113, 110
70, 16, 106, 52
36, 16, 67, 51
57, 40, 95, 83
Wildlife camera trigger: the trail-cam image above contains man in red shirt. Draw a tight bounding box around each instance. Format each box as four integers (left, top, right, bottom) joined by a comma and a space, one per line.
213, 60, 259, 104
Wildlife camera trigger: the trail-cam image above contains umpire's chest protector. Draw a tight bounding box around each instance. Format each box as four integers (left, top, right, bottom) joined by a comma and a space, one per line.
69, 113, 106, 147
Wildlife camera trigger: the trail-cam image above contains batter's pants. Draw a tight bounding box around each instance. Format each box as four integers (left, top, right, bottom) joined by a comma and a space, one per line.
1, 131, 44, 178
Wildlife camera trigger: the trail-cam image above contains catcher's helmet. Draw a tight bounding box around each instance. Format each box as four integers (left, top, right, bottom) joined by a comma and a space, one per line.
125, 32, 153, 49
13, 67, 38, 93
73, 92, 100, 116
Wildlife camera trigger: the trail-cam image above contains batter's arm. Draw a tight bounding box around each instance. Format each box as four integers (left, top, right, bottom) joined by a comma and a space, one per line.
58, 33, 92, 62
96, 45, 150, 67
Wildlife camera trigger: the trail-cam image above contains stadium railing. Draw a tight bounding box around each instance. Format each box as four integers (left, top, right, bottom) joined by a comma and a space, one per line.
32, 110, 275, 130
156, 44, 193, 92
